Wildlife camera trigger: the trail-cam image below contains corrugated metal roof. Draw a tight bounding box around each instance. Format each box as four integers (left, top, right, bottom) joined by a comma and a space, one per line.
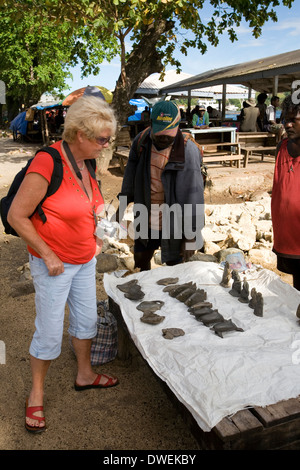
136, 70, 193, 94
161, 49, 300, 94
136, 70, 249, 98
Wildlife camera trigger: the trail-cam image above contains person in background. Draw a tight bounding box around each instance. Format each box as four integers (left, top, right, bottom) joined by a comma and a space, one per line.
207, 105, 221, 118
47, 110, 56, 133
180, 107, 186, 120
271, 94, 300, 291
55, 108, 64, 133
264, 95, 284, 140
7, 95, 119, 433
141, 106, 150, 121
117, 100, 205, 271
190, 104, 200, 118
192, 105, 209, 129
239, 98, 260, 132
256, 93, 268, 131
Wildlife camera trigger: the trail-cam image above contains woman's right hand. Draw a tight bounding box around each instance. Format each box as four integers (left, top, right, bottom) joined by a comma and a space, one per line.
43, 251, 65, 276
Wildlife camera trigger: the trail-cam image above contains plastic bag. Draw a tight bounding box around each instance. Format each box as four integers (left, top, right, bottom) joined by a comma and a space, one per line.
70, 300, 118, 365
224, 252, 251, 272
90, 300, 118, 365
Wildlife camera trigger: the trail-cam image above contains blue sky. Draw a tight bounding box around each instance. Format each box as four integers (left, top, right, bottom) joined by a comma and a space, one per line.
63, 2, 300, 94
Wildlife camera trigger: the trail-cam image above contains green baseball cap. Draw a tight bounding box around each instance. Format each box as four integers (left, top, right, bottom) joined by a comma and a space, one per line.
151, 101, 180, 134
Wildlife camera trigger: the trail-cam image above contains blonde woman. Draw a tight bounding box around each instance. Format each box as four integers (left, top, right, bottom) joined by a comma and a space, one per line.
8, 96, 119, 433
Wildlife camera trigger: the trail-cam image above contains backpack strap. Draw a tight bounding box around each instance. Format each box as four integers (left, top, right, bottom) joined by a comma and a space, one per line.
34, 147, 63, 223
87, 158, 97, 178
0, 158, 35, 236
62, 140, 102, 201
86, 158, 104, 200
136, 126, 151, 154
36, 145, 101, 224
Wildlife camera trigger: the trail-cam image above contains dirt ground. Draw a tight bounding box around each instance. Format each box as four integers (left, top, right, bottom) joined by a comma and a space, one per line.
0, 135, 292, 452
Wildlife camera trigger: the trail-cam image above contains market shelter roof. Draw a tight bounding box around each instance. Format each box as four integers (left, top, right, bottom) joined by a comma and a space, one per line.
160, 49, 300, 95
136, 69, 249, 99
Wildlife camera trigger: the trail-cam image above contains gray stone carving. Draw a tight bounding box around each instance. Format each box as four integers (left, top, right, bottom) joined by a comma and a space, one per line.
238, 278, 250, 303
254, 292, 263, 317
220, 261, 231, 288
229, 270, 242, 297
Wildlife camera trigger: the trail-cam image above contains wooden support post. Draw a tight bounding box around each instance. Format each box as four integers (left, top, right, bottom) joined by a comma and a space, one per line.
222, 84, 226, 120
187, 89, 191, 115
273, 75, 279, 96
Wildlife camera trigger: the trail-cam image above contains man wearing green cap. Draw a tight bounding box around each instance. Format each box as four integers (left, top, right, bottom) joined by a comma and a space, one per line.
117, 100, 205, 271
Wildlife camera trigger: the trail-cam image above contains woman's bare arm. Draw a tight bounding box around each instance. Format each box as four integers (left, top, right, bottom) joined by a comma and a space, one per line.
7, 172, 64, 276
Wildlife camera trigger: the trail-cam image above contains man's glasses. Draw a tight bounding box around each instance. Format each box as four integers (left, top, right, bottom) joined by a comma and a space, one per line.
95, 136, 111, 145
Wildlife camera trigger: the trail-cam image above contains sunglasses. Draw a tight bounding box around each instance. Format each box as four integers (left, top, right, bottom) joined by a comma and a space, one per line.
95, 136, 111, 145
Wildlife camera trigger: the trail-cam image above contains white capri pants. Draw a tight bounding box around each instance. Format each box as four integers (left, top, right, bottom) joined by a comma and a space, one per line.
29, 254, 97, 360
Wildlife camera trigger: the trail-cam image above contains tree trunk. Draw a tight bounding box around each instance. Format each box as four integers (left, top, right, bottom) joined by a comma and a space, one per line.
96, 145, 114, 176
96, 19, 173, 173
112, 19, 174, 126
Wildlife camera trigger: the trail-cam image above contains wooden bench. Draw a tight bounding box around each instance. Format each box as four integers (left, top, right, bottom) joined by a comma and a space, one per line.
237, 132, 277, 167
201, 142, 244, 168
109, 296, 300, 450
113, 126, 132, 173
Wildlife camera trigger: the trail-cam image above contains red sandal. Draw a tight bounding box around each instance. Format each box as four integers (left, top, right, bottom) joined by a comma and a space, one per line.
74, 373, 119, 391
25, 398, 46, 433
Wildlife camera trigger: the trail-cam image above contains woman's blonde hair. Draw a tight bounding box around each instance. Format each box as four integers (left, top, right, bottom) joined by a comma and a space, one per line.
62, 95, 117, 143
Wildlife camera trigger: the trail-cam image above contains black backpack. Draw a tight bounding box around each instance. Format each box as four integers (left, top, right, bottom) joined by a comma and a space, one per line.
0, 146, 97, 237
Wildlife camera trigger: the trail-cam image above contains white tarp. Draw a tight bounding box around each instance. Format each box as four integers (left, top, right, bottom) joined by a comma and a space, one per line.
104, 261, 300, 432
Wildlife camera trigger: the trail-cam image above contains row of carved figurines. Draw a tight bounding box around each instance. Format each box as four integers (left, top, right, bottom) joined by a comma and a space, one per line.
220, 262, 263, 317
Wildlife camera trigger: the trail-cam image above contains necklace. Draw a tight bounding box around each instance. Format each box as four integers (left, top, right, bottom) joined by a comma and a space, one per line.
77, 161, 85, 171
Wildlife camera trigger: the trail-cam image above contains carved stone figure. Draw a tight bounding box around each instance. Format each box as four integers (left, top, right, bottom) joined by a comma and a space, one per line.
117, 279, 145, 300
184, 289, 207, 306
197, 310, 224, 326
212, 320, 244, 338
238, 278, 250, 303
124, 286, 145, 301
189, 307, 215, 318
163, 282, 195, 296
117, 279, 138, 292
220, 261, 231, 288
229, 270, 242, 297
136, 300, 164, 313
140, 311, 165, 324
157, 277, 179, 286
248, 288, 257, 309
188, 302, 212, 314
254, 292, 263, 317
176, 288, 196, 303
162, 328, 185, 340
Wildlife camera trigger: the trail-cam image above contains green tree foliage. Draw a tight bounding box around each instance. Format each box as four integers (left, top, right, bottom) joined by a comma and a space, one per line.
0, 0, 294, 123
0, 7, 70, 116
0, 3, 116, 118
